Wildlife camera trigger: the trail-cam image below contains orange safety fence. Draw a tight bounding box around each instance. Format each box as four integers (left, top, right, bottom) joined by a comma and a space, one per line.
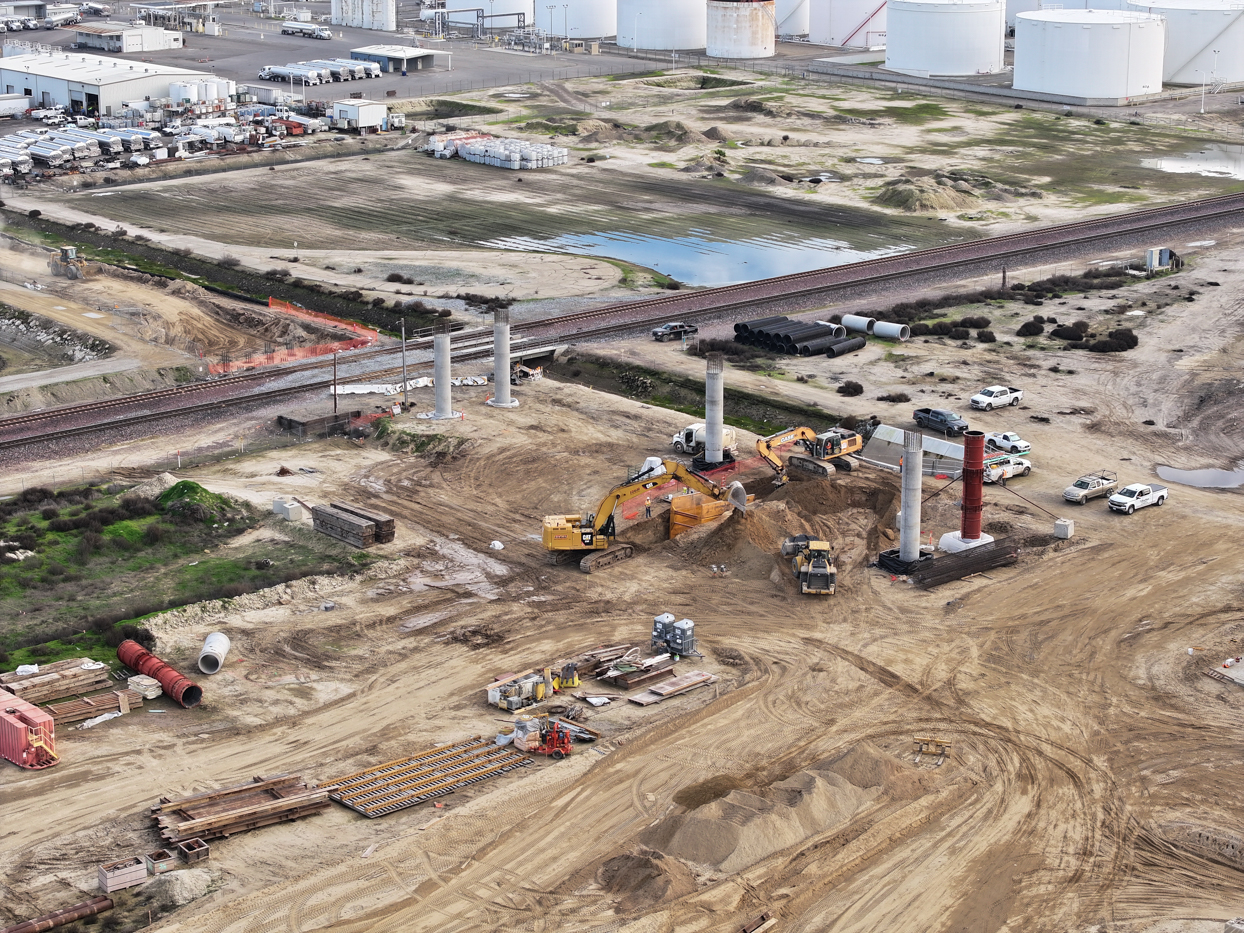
206, 298, 379, 375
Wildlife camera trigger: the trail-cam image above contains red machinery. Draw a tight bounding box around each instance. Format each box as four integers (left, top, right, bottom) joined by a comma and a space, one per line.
529, 719, 574, 760
0, 696, 58, 770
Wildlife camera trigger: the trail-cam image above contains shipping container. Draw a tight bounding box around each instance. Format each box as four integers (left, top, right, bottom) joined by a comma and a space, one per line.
0, 696, 58, 769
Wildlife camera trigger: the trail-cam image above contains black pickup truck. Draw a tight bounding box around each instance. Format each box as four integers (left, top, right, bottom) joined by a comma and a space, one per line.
913, 408, 969, 436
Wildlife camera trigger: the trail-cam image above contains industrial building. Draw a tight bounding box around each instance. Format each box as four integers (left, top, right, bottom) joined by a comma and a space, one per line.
808, 0, 887, 48
1128, 0, 1244, 85
1012, 8, 1165, 99
0, 52, 208, 115
0, 0, 46, 18
331, 98, 388, 131
331, 0, 395, 31
69, 22, 184, 52
885, 0, 1004, 75
617, 0, 707, 49
706, 0, 776, 58
350, 44, 452, 72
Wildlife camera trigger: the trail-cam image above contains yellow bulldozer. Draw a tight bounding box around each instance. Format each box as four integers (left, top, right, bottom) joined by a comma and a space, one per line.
780, 534, 837, 596
756, 425, 863, 484
47, 246, 100, 280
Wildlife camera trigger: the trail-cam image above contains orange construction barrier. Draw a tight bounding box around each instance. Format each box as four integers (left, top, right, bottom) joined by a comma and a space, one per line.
207, 298, 379, 374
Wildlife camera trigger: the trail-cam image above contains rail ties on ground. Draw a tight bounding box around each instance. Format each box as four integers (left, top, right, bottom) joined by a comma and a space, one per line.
320, 737, 531, 819
908, 536, 1021, 588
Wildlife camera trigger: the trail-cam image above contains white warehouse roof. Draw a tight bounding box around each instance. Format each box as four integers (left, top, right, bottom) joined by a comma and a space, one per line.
0, 52, 207, 86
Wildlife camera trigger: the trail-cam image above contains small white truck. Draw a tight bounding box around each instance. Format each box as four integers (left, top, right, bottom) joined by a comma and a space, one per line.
984, 431, 1031, 454
984, 456, 1031, 484
1108, 483, 1168, 514
971, 385, 1024, 411
671, 423, 738, 456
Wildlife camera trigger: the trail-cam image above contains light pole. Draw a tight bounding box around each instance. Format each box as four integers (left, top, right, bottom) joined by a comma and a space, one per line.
562, 3, 567, 40
1199, 69, 1207, 114
634, 11, 640, 50
546, 4, 554, 44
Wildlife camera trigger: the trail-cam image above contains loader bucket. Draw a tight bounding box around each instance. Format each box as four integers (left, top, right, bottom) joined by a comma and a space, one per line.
726, 481, 748, 512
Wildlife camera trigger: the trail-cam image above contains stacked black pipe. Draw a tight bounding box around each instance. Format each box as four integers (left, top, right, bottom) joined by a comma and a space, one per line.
734, 316, 867, 359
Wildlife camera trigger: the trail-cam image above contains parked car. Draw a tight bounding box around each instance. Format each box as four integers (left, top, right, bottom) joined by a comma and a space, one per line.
1063, 471, 1118, 505
984, 431, 1031, 454
913, 407, 969, 436
970, 385, 1024, 410
652, 322, 698, 342
1108, 483, 1168, 514
984, 456, 1031, 484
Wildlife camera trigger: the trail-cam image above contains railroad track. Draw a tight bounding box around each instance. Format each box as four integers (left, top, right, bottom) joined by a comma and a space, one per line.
2, 191, 1241, 453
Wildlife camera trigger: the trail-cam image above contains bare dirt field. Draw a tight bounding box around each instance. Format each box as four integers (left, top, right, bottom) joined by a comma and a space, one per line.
3, 232, 1244, 933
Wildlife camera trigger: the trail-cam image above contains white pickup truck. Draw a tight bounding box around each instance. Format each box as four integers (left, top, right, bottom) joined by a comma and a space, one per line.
970, 385, 1024, 411
984, 431, 1031, 454
1108, 483, 1168, 514
984, 456, 1031, 484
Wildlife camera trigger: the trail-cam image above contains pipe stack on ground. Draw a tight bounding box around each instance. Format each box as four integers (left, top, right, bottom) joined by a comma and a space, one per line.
826, 337, 867, 358
736, 316, 870, 357
734, 315, 789, 338
116, 641, 202, 708
873, 321, 911, 341
0, 897, 114, 933
841, 314, 877, 335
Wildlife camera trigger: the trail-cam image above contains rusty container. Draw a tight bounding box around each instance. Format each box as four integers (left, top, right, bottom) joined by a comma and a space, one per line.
116, 641, 202, 708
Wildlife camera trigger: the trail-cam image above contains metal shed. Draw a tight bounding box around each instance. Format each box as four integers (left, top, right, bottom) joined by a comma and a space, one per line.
350, 44, 451, 73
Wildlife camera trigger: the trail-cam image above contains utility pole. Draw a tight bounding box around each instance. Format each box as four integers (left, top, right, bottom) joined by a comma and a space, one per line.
333, 351, 338, 414
401, 319, 409, 409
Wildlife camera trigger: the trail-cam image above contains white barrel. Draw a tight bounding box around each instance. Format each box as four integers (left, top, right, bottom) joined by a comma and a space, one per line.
777, 0, 810, 33
197, 632, 231, 674
841, 314, 876, 334
808, 0, 887, 47
564, 0, 616, 36
617, 0, 708, 48
1013, 9, 1165, 98
1128, 0, 1244, 85
885, 0, 1005, 75
707, 0, 776, 57
872, 321, 911, 341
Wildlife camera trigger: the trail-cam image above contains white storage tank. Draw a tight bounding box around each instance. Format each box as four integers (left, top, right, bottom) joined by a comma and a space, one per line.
885, 0, 1004, 75
452, 0, 531, 28
563, 0, 616, 36
1128, 0, 1244, 84
1013, 9, 1165, 98
808, 0, 887, 48
707, 0, 776, 56
617, 0, 708, 48
777, 0, 811, 33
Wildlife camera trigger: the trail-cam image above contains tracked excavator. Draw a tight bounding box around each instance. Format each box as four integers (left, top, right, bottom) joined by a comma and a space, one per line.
543, 458, 748, 573
47, 246, 100, 280
756, 426, 863, 484
780, 534, 837, 595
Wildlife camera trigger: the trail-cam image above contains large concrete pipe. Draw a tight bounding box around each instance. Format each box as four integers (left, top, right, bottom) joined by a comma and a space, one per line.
487, 308, 519, 409
814, 322, 849, 339
825, 336, 867, 358
899, 430, 924, 563
735, 315, 788, 335
841, 314, 876, 335
1, 897, 114, 933
197, 632, 231, 675
705, 352, 725, 464
433, 322, 453, 419
872, 321, 911, 341
961, 430, 985, 541
116, 640, 202, 708
799, 334, 854, 356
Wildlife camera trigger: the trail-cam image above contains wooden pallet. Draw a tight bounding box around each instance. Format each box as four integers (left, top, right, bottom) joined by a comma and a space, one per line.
1, 657, 98, 684
4, 667, 112, 704
330, 502, 395, 543
151, 774, 329, 843
44, 690, 143, 724
320, 738, 531, 818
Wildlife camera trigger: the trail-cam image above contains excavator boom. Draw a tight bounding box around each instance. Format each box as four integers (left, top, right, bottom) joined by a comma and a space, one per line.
757, 425, 863, 483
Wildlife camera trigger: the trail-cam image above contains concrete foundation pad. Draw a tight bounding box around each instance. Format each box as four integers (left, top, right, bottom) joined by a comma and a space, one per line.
485, 397, 520, 409
938, 531, 995, 553
416, 411, 463, 420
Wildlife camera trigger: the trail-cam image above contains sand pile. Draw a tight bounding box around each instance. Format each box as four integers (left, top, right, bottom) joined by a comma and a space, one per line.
679, 160, 715, 174
644, 120, 707, 144
703, 126, 731, 141
576, 120, 640, 144
738, 168, 788, 188
649, 765, 878, 872
819, 740, 934, 801
674, 504, 806, 582
597, 848, 696, 912
875, 176, 978, 212
730, 97, 795, 118
129, 472, 180, 498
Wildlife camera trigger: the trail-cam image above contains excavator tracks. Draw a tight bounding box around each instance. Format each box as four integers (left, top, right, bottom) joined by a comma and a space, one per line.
579, 545, 635, 574
788, 454, 854, 477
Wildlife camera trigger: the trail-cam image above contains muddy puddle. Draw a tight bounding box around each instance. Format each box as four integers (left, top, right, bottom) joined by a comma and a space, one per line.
1156, 461, 1244, 489
1141, 144, 1244, 180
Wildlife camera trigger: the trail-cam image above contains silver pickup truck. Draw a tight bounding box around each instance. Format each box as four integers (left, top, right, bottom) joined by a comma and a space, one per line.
1063, 471, 1118, 505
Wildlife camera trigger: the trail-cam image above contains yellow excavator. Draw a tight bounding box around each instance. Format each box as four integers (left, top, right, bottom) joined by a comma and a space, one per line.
780, 534, 837, 595
756, 426, 863, 484
47, 246, 99, 280
543, 458, 748, 573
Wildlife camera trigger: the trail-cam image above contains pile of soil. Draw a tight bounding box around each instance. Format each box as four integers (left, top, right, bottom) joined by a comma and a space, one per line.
703, 126, 731, 141
679, 160, 715, 174
596, 848, 696, 912
576, 119, 641, 144
730, 97, 795, 118
643, 120, 707, 144
874, 177, 978, 213
129, 472, 180, 498
818, 740, 934, 801
738, 168, 789, 188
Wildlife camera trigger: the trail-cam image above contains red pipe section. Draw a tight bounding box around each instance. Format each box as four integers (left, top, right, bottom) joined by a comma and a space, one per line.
1, 897, 114, 933
117, 640, 203, 708
961, 430, 985, 540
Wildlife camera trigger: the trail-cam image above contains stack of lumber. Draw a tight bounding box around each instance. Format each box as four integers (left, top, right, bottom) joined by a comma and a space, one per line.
629, 671, 715, 706
151, 774, 329, 843
2, 659, 111, 704
599, 653, 676, 688
44, 690, 143, 725
580, 645, 633, 671
127, 675, 163, 700
312, 505, 377, 548
330, 502, 395, 543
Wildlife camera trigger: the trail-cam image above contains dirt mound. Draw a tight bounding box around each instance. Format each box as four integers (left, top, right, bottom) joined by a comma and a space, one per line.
874, 176, 977, 212
679, 160, 715, 173
703, 126, 731, 141
129, 472, 180, 498
576, 119, 640, 144
818, 740, 932, 800
597, 848, 696, 912
619, 513, 673, 548
674, 505, 804, 583
644, 120, 707, 143
738, 168, 788, 187
730, 97, 795, 118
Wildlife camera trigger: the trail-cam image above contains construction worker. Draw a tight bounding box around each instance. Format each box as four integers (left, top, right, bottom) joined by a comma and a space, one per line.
645, 497, 652, 519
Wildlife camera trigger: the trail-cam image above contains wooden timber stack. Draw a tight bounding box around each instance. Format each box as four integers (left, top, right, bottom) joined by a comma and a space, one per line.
0, 657, 99, 685
151, 774, 329, 844
2, 663, 112, 704
44, 690, 143, 725
330, 502, 395, 543
312, 505, 376, 548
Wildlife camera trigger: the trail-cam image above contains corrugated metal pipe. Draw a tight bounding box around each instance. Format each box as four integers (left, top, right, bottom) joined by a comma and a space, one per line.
1, 897, 114, 933
781, 325, 841, 350
826, 337, 867, 358
734, 315, 788, 335
797, 334, 854, 356
117, 641, 203, 708
961, 430, 986, 541
841, 314, 876, 335
197, 632, 231, 675
872, 321, 911, 341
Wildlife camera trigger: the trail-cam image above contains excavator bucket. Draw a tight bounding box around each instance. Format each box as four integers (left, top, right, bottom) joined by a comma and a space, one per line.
726, 481, 748, 512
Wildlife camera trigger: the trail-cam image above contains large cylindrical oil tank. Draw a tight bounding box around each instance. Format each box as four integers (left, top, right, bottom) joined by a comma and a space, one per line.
808, 0, 888, 48
885, 0, 1004, 75
707, 0, 777, 56
617, 0, 708, 48
777, 0, 811, 33
1013, 9, 1165, 98
451, 0, 532, 27
563, 0, 617, 36
1128, 0, 1244, 84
